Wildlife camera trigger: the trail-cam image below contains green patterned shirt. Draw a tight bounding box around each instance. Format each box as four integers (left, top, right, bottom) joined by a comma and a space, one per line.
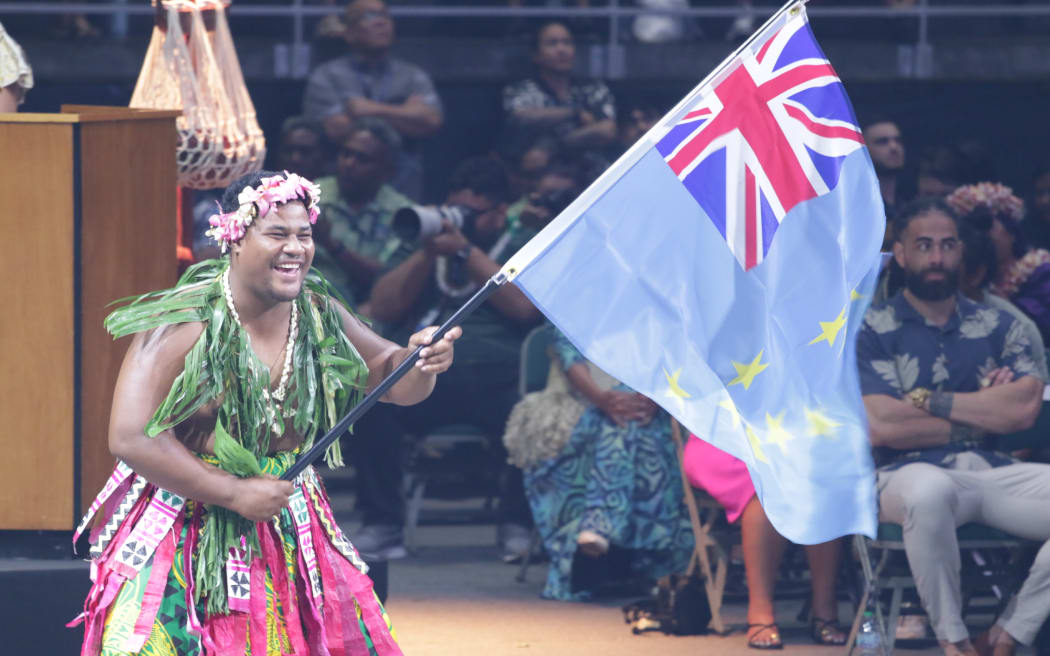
311, 176, 412, 305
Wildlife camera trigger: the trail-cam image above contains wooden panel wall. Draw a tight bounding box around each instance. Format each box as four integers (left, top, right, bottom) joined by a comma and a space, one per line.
0, 124, 75, 529
78, 119, 178, 511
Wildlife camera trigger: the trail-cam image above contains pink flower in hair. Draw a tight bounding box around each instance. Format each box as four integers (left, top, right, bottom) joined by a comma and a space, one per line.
946, 182, 1025, 222
236, 185, 267, 220
207, 172, 324, 252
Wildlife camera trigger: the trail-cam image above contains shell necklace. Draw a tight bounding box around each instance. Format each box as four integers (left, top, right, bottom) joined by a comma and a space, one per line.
222, 268, 298, 434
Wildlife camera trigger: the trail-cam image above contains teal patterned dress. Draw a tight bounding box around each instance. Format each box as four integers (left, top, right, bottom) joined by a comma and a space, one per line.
523, 327, 694, 601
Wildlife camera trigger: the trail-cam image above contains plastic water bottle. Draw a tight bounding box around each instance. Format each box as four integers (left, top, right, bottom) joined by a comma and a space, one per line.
856, 610, 883, 655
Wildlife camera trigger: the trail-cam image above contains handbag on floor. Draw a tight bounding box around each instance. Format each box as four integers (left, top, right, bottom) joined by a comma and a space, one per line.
622, 567, 711, 636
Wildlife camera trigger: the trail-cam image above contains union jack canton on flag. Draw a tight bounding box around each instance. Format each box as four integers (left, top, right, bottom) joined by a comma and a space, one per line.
504, 1, 885, 544
655, 15, 865, 271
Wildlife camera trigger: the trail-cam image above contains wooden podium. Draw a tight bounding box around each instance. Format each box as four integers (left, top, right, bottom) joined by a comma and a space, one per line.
0, 106, 181, 531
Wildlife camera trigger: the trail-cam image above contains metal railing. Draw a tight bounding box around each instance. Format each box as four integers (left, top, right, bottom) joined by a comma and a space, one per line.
2, 2, 1048, 79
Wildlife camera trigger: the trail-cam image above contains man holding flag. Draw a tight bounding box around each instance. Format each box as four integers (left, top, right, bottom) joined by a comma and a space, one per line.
261, 0, 884, 646
502, 0, 883, 551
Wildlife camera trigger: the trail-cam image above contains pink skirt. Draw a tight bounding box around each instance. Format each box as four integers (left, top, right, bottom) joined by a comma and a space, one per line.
682, 434, 756, 523
70, 457, 399, 656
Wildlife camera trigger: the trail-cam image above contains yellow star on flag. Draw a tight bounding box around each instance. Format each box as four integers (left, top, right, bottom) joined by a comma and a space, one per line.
718, 399, 741, 428
745, 425, 770, 463
850, 288, 865, 302
808, 307, 847, 348
727, 350, 769, 390
765, 412, 795, 451
805, 408, 842, 438
663, 368, 692, 399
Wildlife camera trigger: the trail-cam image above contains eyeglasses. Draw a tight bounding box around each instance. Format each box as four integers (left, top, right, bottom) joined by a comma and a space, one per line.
353, 9, 391, 23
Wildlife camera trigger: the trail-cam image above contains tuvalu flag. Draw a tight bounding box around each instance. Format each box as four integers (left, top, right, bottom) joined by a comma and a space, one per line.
500, 1, 884, 543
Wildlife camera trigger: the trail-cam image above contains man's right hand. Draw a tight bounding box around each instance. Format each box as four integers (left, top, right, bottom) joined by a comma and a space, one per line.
982, 366, 1015, 388
230, 475, 294, 522
424, 219, 470, 257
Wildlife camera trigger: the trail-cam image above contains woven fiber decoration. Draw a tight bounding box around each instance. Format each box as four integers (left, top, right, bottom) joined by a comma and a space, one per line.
130, 0, 266, 189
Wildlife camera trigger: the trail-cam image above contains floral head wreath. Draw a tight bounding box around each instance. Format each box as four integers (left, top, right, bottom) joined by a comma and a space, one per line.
206, 171, 321, 253
945, 182, 1025, 224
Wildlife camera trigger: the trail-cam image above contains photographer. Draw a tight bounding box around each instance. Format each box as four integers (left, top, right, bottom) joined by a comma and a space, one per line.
514, 162, 584, 232
349, 157, 546, 562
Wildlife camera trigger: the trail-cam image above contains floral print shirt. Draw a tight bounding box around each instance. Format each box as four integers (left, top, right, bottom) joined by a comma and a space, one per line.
857, 292, 1040, 469
502, 76, 616, 145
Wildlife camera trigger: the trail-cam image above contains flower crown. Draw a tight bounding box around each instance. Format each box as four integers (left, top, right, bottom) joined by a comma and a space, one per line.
206, 171, 321, 252
945, 182, 1025, 224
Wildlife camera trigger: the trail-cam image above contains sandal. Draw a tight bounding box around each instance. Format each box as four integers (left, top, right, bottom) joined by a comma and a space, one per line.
747, 623, 784, 650
811, 617, 847, 646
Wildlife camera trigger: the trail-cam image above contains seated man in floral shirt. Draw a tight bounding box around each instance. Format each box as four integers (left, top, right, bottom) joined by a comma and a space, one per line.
857, 198, 1050, 656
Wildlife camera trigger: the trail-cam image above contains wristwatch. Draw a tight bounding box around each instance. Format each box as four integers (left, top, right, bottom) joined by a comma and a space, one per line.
454, 244, 472, 262
905, 387, 931, 410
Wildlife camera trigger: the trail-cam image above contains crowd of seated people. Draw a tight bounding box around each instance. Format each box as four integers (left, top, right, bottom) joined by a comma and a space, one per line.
11, 1, 1050, 652
229, 2, 1050, 651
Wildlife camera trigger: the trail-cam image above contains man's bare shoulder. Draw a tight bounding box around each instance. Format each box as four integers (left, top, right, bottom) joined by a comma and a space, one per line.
133, 320, 207, 366
305, 291, 357, 333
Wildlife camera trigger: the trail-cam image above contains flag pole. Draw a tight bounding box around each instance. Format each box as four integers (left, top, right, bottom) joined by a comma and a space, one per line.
500, 0, 808, 282
281, 273, 506, 480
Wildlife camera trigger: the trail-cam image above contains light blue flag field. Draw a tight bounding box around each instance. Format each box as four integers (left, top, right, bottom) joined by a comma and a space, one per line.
500, 1, 884, 544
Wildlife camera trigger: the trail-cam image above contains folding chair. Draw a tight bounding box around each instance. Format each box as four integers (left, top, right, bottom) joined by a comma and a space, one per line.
845, 402, 1050, 654
511, 325, 556, 581
403, 326, 561, 552
670, 418, 733, 634
402, 423, 498, 550
405, 324, 568, 556
517, 324, 557, 399
846, 524, 1027, 654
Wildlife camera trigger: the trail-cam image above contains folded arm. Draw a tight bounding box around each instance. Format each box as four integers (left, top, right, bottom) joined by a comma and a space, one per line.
348, 95, 443, 137
864, 374, 1042, 450
938, 375, 1042, 434
508, 105, 575, 126
562, 118, 616, 148
863, 393, 952, 450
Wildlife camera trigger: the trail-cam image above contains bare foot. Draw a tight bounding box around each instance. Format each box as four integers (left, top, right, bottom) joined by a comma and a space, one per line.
940, 638, 979, 656
973, 625, 1017, 656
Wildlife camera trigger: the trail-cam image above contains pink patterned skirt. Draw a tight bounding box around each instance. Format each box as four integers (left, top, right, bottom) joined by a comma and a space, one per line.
70, 453, 399, 656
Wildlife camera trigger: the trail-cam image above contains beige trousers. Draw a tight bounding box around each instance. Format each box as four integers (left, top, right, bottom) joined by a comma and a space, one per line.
878, 452, 1050, 645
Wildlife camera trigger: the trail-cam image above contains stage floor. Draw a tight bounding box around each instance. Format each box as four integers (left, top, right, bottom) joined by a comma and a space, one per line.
4, 479, 1035, 655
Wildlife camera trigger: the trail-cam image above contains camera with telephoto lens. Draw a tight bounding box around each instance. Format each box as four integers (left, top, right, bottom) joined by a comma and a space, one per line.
392, 204, 478, 243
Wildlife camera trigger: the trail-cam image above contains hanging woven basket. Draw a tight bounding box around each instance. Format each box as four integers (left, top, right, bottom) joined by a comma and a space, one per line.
130, 0, 266, 189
